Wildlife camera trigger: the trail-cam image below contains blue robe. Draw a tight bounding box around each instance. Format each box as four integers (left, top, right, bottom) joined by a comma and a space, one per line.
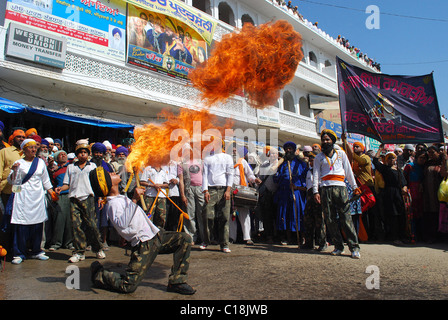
273, 158, 308, 232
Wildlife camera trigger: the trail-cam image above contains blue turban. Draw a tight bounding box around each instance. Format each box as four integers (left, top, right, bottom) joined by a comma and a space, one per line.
54, 138, 62, 145
237, 146, 248, 157
283, 141, 296, 151
92, 142, 107, 154
41, 139, 50, 146
115, 146, 129, 157
0, 121, 4, 132
112, 28, 122, 37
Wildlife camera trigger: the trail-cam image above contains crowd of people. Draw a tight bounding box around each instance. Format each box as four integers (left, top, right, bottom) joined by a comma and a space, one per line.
271, 0, 381, 72
1, 121, 448, 290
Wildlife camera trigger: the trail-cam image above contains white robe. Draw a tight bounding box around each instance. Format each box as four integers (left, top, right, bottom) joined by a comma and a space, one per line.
8, 158, 52, 225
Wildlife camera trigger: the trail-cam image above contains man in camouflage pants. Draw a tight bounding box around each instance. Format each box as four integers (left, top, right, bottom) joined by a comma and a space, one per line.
89, 167, 195, 295
92, 228, 193, 294
56, 141, 105, 263
313, 130, 361, 259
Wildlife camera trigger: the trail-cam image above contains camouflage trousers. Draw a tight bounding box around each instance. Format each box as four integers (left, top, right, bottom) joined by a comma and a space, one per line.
320, 186, 360, 252
203, 187, 231, 249
303, 189, 326, 247
70, 196, 103, 254
92, 229, 192, 293
145, 197, 167, 229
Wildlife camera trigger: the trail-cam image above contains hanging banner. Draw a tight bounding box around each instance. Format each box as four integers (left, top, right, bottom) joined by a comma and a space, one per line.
124, 0, 216, 45
5, 0, 127, 62
337, 57, 443, 144
126, 2, 210, 81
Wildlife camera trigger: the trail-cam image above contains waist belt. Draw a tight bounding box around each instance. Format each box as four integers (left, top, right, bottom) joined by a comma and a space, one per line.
321, 174, 345, 182
209, 186, 227, 190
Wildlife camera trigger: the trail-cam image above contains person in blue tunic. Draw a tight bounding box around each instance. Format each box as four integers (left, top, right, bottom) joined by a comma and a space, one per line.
273, 141, 308, 245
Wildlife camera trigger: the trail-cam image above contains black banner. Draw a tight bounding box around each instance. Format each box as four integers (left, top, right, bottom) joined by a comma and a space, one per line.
336, 57, 443, 144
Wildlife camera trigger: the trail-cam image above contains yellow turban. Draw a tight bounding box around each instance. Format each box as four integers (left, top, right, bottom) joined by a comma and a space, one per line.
385, 152, 397, 162
321, 129, 337, 143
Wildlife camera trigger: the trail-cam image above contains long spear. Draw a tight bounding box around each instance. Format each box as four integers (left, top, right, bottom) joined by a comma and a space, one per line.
287, 160, 300, 248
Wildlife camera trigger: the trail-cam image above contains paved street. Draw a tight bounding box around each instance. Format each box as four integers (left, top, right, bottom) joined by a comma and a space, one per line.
1, 239, 448, 304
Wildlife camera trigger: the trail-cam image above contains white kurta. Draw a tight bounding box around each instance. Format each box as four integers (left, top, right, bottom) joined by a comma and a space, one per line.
7, 158, 53, 225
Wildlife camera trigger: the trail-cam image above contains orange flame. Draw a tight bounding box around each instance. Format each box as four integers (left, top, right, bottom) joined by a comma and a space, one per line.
126, 108, 233, 172
188, 20, 303, 109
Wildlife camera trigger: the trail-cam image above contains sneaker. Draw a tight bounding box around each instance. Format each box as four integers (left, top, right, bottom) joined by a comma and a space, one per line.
199, 243, 207, 250
222, 247, 231, 253
331, 249, 344, 256
31, 252, 49, 261
316, 244, 328, 252
12, 256, 23, 265
96, 250, 106, 259
69, 253, 86, 263
351, 251, 361, 259
167, 283, 196, 295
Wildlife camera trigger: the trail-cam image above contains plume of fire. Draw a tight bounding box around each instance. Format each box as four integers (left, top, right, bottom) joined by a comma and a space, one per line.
126, 108, 233, 172
188, 20, 303, 109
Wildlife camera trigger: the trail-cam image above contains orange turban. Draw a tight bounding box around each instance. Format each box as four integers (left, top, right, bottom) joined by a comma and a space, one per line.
9, 130, 25, 145
26, 128, 37, 137
353, 142, 365, 152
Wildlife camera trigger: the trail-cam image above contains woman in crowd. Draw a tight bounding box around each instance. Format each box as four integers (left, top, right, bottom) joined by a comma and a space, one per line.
373, 145, 408, 244
403, 150, 427, 242
422, 146, 446, 243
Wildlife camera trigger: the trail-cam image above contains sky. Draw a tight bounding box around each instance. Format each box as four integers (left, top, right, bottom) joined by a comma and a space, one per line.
291, 0, 448, 117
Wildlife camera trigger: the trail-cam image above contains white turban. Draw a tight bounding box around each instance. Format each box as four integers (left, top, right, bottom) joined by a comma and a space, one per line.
102, 140, 112, 149
20, 138, 37, 150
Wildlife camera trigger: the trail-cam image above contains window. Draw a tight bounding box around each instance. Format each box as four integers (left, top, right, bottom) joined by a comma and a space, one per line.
193, 0, 212, 15
218, 2, 236, 27
299, 97, 310, 117
309, 51, 318, 68
241, 14, 255, 27
322, 59, 335, 78
283, 91, 295, 113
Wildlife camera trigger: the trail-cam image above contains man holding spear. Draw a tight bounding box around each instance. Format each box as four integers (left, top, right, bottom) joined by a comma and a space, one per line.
273, 142, 307, 246
313, 129, 361, 258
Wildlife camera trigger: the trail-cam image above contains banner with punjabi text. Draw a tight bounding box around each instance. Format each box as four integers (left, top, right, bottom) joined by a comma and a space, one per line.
124, 0, 217, 45
336, 57, 443, 144
126, 2, 210, 81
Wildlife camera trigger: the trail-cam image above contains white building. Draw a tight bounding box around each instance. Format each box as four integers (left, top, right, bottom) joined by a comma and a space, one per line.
0, 0, 383, 149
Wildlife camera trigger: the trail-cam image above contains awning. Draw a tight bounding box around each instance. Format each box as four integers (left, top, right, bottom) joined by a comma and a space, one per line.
0, 97, 26, 114
0, 97, 134, 130
28, 108, 134, 130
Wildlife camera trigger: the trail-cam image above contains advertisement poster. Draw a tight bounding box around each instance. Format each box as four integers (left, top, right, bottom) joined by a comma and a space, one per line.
5, 0, 127, 62
125, 0, 215, 80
